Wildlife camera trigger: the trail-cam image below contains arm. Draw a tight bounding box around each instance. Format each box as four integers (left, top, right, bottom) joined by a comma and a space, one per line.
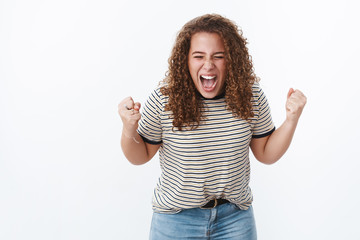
250, 88, 307, 165
118, 97, 160, 165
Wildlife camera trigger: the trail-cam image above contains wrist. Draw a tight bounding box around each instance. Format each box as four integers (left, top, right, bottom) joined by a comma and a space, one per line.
284, 117, 299, 128
122, 130, 140, 144
122, 125, 138, 136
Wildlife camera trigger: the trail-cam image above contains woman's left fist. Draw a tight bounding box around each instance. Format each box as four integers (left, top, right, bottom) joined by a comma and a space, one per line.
285, 88, 307, 122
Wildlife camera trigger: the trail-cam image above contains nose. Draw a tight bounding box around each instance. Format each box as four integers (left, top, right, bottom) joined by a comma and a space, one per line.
203, 59, 214, 70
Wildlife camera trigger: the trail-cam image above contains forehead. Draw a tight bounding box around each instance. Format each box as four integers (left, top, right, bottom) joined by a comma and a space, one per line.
189, 32, 225, 51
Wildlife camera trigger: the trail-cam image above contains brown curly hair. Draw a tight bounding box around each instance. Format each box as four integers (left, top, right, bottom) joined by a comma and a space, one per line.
161, 14, 258, 130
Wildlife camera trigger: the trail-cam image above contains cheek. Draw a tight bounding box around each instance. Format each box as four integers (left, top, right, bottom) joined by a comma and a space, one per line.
189, 62, 200, 76
187, 63, 197, 82
220, 63, 227, 76
215, 63, 226, 75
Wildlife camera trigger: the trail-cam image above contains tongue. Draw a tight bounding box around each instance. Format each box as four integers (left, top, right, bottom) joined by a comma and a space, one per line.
203, 79, 215, 88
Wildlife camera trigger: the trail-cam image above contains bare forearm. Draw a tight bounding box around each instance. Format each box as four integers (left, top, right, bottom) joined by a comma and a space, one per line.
250, 88, 306, 165
119, 97, 152, 165
262, 119, 298, 164
121, 131, 150, 165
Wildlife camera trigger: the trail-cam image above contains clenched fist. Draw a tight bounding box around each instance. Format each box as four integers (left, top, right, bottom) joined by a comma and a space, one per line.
118, 97, 141, 137
286, 88, 307, 123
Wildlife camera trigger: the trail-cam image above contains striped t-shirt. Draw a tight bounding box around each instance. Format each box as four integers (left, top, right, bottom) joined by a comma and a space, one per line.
137, 83, 275, 213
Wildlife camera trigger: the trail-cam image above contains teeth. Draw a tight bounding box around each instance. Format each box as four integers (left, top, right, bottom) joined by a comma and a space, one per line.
201, 75, 216, 80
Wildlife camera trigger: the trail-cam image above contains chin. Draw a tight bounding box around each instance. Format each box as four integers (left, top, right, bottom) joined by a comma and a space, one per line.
199, 90, 220, 99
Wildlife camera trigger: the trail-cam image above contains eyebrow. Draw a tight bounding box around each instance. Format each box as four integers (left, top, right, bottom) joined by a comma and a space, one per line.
191, 51, 225, 55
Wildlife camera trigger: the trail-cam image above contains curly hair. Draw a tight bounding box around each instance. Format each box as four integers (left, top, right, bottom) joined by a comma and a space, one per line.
161, 14, 258, 130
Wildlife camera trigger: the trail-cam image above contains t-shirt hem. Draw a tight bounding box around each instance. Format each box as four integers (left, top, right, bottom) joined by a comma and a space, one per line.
252, 126, 276, 138
139, 134, 162, 145
152, 201, 253, 214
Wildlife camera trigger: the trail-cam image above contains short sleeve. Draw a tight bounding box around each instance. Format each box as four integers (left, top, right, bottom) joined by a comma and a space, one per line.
251, 84, 276, 138
137, 88, 163, 144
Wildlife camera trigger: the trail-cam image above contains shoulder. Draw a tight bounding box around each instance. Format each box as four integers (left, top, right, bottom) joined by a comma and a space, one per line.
145, 84, 168, 110
250, 82, 271, 111
155, 84, 168, 101
251, 82, 263, 96
251, 82, 265, 102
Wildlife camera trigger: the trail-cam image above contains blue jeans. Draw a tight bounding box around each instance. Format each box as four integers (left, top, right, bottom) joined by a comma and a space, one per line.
149, 203, 257, 240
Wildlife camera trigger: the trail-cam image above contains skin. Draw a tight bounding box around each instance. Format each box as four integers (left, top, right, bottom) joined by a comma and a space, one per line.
118, 97, 158, 165
118, 32, 307, 165
250, 88, 307, 164
188, 32, 227, 99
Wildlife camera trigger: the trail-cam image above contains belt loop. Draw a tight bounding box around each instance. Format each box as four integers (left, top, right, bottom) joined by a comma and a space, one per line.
213, 198, 218, 208
200, 198, 220, 209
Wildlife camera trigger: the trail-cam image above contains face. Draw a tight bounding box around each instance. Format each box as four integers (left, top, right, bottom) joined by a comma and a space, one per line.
188, 32, 226, 99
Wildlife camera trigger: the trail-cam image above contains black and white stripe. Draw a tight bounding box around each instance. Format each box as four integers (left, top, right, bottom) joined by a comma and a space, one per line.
138, 83, 275, 213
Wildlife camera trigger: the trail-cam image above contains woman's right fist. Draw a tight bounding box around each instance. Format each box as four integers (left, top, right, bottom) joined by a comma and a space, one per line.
118, 97, 141, 134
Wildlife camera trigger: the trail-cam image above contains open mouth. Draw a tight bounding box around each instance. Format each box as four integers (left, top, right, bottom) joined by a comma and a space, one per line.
200, 75, 217, 91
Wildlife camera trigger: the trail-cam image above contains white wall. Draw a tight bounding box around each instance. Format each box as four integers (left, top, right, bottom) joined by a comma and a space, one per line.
1, 0, 359, 239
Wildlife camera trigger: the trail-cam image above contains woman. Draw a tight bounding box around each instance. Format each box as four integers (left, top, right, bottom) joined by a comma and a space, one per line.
118, 14, 306, 240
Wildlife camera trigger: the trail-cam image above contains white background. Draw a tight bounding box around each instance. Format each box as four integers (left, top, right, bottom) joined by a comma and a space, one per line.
1, 0, 360, 239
